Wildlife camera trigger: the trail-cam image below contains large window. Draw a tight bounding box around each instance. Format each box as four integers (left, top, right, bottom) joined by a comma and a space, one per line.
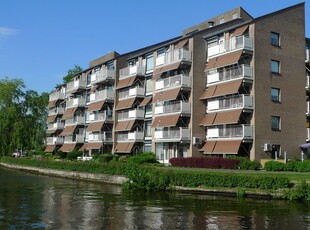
271, 60, 280, 74
271, 32, 280, 46
271, 88, 280, 102
144, 121, 152, 138
145, 78, 153, 94
271, 116, 281, 131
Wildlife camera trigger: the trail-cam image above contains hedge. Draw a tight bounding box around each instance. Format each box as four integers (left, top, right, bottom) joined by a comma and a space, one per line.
264, 160, 310, 172
169, 157, 240, 169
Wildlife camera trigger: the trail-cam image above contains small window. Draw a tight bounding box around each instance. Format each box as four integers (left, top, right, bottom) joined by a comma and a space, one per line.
271, 60, 280, 74
271, 88, 280, 102
219, 18, 225, 24
232, 13, 238, 20
271, 116, 281, 131
146, 54, 154, 72
271, 32, 280, 46
145, 121, 152, 137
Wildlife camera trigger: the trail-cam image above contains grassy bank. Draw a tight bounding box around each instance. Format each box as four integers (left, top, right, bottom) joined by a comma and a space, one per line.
1, 156, 310, 201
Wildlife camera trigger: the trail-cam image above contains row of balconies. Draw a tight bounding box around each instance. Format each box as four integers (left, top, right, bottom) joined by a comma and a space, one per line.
206, 124, 253, 140
155, 74, 191, 92
154, 127, 190, 142
48, 107, 65, 116
89, 90, 114, 102
207, 36, 253, 59
90, 69, 115, 84
118, 86, 145, 100
86, 132, 113, 142
155, 48, 192, 67
154, 101, 190, 115
88, 112, 112, 123
207, 65, 252, 86
47, 122, 64, 131
118, 108, 144, 121
207, 95, 253, 112
66, 78, 87, 94
49, 91, 65, 102
119, 65, 146, 79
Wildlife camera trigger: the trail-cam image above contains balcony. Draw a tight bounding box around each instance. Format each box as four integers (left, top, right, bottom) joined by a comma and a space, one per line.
90, 69, 115, 84
64, 134, 84, 143
88, 112, 113, 123
154, 127, 190, 142
207, 36, 253, 59
307, 101, 310, 116
49, 91, 65, 102
306, 49, 309, 62
47, 122, 64, 131
119, 65, 145, 79
207, 65, 252, 85
66, 98, 86, 108
88, 132, 112, 142
155, 101, 190, 116
207, 95, 253, 112
307, 128, 310, 142
65, 116, 85, 126
117, 131, 144, 142
155, 48, 192, 67
47, 137, 63, 145
48, 107, 65, 116
155, 74, 191, 92
90, 90, 114, 102
66, 78, 87, 94
118, 86, 145, 100
118, 108, 144, 121
207, 124, 253, 140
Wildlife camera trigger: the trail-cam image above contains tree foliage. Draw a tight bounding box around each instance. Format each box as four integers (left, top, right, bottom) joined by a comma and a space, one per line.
63, 65, 83, 83
0, 78, 48, 156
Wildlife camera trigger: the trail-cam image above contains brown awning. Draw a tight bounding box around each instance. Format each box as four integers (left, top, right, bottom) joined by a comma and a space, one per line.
175, 39, 189, 49
114, 120, 135, 132
232, 25, 249, 37
153, 88, 180, 103
86, 121, 105, 132
139, 97, 152, 106
213, 109, 243, 125
62, 108, 77, 120
45, 145, 56, 152
59, 143, 77, 152
199, 113, 217, 126
152, 61, 181, 80
213, 79, 242, 98
60, 125, 77, 136
114, 142, 134, 153
205, 50, 243, 70
212, 140, 241, 154
116, 76, 137, 89
199, 141, 217, 153
80, 142, 103, 151
47, 100, 57, 107
87, 100, 106, 112
115, 98, 136, 111
47, 115, 57, 123
199, 86, 217, 100
152, 114, 180, 127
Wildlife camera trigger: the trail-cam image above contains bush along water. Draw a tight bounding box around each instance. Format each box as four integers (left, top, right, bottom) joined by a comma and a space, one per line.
264, 160, 310, 172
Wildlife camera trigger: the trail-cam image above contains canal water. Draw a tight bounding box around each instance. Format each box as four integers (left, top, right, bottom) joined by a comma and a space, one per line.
0, 166, 309, 230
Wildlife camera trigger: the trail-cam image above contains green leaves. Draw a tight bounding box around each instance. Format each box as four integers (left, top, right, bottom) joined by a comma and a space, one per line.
63, 65, 82, 83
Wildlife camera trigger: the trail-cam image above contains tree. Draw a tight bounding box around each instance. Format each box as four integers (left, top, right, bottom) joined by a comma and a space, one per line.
63, 65, 83, 83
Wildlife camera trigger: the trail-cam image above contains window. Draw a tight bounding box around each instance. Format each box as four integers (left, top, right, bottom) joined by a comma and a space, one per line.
146, 54, 154, 72
271, 116, 281, 131
271, 88, 280, 102
145, 121, 152, 137
107, 62, 114, 70
271, 32, 280, 46
271, 60, 280, 74
145, 78, 153, 94
232, 13, 238, 20
219, 18, 225, 24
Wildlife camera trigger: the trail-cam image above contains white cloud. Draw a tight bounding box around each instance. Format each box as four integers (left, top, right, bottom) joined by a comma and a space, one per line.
0, 26, 17, 38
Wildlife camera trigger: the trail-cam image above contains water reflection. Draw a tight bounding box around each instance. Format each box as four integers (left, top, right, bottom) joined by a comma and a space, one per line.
0, 166, 309, 229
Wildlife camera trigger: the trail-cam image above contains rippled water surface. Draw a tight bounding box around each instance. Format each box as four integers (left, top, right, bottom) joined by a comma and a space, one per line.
0, 166, 309, 229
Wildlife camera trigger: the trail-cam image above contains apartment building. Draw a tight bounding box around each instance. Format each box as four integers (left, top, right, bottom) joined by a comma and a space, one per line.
46, 3, 308, 162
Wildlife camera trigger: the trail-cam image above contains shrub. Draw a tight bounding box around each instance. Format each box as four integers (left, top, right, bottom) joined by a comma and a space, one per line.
96, 153, 114, 163
227, 156, 261, 170
264, 161, 286, 171
265, 160, 310, 172
54, 151, 66, 159
66, 149, 83, 161
169, 157, 240, 169
127, 152, 157, 165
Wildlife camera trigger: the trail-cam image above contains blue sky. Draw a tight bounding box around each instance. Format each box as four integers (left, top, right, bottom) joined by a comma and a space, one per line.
0, 0, 308, 93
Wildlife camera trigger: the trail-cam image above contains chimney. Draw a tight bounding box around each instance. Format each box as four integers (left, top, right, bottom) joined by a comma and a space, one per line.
208, 21, 215, 28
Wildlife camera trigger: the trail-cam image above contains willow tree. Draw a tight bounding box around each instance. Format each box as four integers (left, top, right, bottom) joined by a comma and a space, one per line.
0, 78, 48, 156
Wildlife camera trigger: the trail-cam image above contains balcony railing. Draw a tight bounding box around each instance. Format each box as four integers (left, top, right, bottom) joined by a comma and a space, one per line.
117, 131, 144, 142
207, 36, 253, 59
48, 107, 65, 116
154, 127, 190, 142
64, 134, 84, 143
90, 69, 115, 84
66, 98, 86, 108
119, 65, 145, 79
90, 90, 114, 102
306, 49, 309, 62
207, 65, 252, 85
306, 75, 310, 89
307, 101, 310, 116
207, 95, 253, 112
49, 91, 65, 102
66, 78, 87, 93
65, 116, 85, 126
88, 132, 113, 142
155, 48, 192, 67
307, 128, 310, 142
207, 124, 253, 140
155, 101, 190, 115
118, 86, 145, 100
47, 122, 64, 131
118, 108, 144, 121
88, 112, 112, 123
155, 74, 191, 92
47, 137, 63, 145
